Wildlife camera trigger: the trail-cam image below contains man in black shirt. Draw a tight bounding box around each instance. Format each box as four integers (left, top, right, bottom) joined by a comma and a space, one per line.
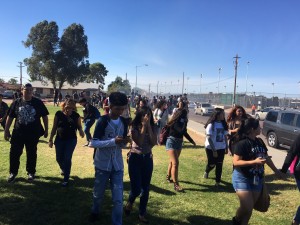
4, 83, 49, 183
78, 98, 100, 146
0, 93, 9, 129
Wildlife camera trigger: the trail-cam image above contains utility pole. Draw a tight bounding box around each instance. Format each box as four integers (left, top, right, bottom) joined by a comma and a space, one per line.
233, 54, 241, 106
17, 62, 25, 89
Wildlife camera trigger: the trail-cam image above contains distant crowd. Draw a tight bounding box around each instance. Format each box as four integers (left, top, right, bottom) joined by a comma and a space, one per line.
1, 84, 300, 225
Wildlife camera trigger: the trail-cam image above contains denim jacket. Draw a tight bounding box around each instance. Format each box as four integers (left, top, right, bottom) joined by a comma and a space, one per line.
90, 119, 126, 171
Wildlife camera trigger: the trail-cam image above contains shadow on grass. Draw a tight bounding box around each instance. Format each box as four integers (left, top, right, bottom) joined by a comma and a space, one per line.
182, 144, 204, 150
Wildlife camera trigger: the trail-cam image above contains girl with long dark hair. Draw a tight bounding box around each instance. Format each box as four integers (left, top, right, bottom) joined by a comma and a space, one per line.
124, 106, 157, 223
165, 108, 196, 192
203, 108, 228, 187
232, 117, 284, 225
227, 105, 248, 155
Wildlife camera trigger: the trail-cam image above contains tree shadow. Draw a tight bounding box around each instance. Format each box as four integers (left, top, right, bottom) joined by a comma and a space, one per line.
182, 144, 204, 150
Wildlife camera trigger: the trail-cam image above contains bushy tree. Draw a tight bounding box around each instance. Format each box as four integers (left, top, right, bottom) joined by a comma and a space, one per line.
107, 76, 131, 95
0, 78, 5, 83
8, 78, 18, 85
23, 20, 107, 91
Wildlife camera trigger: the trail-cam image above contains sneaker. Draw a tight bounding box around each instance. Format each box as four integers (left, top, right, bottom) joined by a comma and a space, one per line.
28, 173, 35, 181
215, 182, 220, 187
7, 173, 16, 183
60, 171, 64, 176
166, 175, 173, 183
61, 181, 68, 187
83, 142, 89, 147
203, 172, 208, 179
88, 213, 99, 222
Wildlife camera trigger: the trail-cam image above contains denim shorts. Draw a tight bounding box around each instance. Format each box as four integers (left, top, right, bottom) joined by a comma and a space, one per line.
166, 136, 183, 151
232, 169, 263, 192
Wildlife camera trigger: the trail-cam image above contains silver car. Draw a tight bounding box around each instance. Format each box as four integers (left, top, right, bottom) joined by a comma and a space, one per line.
255, 107, 281, 120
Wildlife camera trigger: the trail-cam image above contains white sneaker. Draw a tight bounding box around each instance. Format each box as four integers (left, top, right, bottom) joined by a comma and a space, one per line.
203, 172, 208, 179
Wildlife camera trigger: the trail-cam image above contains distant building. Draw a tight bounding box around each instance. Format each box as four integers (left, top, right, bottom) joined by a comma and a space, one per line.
30, 81, 100, 98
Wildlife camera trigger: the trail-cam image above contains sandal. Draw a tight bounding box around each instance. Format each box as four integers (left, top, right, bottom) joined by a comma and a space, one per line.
174, 182, 183, 192
166, 175, 173, 183
124, 202, 133, 216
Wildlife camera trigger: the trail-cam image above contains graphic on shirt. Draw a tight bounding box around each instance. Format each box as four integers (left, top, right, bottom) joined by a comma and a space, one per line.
18, 105, 36, 125
216, 128, 224, 142
249, 142, 267, 175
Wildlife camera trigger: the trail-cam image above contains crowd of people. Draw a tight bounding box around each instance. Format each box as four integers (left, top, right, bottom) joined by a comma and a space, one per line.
1, 84, 300, 225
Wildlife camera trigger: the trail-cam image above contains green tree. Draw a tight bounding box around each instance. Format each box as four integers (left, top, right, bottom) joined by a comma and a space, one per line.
85, 62, 108, 90
23, 20, 90, 91
7, 78, 18, 85
0, 78, 5, 83
107, 76, 131, 95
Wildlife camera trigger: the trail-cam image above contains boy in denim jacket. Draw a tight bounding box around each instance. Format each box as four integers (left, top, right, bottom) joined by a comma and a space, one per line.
88, 92, 130, 225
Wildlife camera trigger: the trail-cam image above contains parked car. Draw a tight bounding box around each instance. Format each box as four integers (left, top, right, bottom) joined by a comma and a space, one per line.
188, 101, 197, 109
255, 106, 281, 120
194, 102, 214, 116
2, 90, 14, 99
262, 108, 300, 149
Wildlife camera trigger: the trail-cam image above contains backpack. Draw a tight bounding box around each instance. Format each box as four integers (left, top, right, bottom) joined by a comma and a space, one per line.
159, 125, 170, 145
92, 114, 128, 158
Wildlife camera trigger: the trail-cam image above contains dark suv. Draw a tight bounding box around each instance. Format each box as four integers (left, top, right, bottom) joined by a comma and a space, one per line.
262, 108, 300, 149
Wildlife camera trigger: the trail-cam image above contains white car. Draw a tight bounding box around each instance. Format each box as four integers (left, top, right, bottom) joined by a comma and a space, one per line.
255, 107, 281, 120
188, 101, 197, 109
194, 103, 214, 116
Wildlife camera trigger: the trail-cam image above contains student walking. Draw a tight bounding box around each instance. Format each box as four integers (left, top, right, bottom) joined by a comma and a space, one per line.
0, 93, 9, 129
227, 105, 248, 155
281, 133, 300, 225
78, 97, 100, 146
48, 99, 84, 187
232, 117, 284, 225
124, 106, 157, 223
88, 92, 131, 225
4, 83, 49, 183
165, 108, 196, 192
203, 108, 228, 187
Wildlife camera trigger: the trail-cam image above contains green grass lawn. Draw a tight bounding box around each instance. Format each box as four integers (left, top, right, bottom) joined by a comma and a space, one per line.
0, 105, 298, 225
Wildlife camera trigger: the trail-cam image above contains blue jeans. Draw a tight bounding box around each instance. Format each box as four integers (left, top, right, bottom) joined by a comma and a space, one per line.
54, 137, 77, 182
92, 168, 123, 225
127, 153, 153, 216
84, 119, 95, 142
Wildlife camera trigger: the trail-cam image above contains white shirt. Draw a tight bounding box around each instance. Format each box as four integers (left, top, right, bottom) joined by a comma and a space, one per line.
205, 122, 228, 150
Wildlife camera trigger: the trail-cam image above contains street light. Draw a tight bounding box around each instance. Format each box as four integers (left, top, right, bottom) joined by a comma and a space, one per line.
200, 74, 203, 95
272, 82, 275, 102
246, 61, 250, 94
135, 64, 148, 91
218, 67, 222, 94
187, 77, 190, 94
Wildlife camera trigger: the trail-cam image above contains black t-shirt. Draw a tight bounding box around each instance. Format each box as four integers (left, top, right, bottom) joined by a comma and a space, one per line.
233, 137, 268, 178
9, 97, 49, 137
55, 111, 79, 140
0, 101, 9, 117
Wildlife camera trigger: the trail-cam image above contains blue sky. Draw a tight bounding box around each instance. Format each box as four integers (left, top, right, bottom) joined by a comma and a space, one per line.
1, 0, 300, 97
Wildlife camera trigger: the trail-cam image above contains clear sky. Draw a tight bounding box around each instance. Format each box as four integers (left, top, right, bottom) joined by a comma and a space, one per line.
1, 0, 300, 97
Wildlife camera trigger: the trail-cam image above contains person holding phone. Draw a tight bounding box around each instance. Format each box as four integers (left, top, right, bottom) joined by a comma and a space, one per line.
124, 106, 157, 223
232, 117, 284, 225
